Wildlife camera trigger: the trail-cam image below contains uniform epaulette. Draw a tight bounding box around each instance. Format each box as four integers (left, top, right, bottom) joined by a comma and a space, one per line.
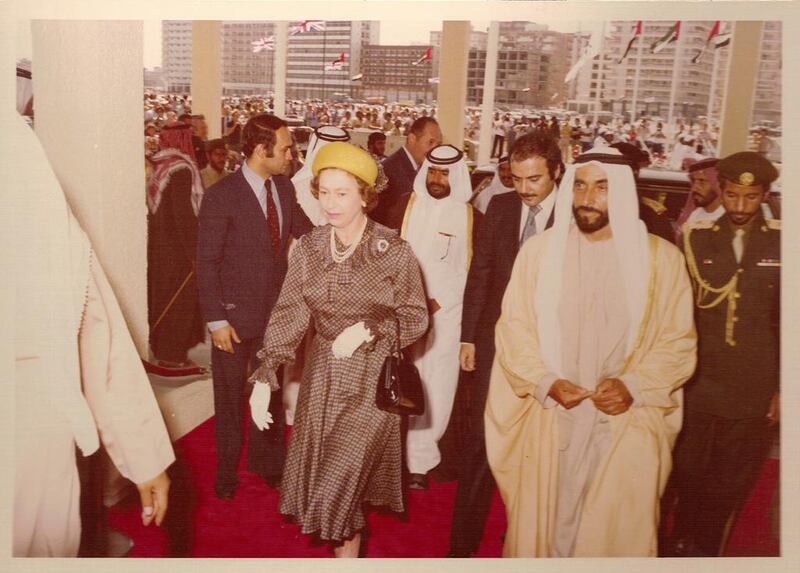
640, 196, 667, 215
765, 218, 781, 230
685, 219, 716, 232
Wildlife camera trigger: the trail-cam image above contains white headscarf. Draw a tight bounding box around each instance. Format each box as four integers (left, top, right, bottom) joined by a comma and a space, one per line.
472, 159, 513, 214
8, 113, 100, 455
533, 146, 650, 377
403, 145, 473, 274
292, 125, 350, 225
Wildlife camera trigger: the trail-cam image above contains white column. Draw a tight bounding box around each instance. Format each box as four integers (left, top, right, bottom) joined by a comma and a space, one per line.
273, 21, 289, 119
436, 21, 470, 148
477, 21, 499, 165
192, 21, 222, 139
32, 20, 148, 355
717, 22, 764, 157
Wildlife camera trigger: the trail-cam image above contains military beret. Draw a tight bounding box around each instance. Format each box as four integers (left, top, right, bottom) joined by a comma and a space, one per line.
717, 151, 778, 187
687, 157, 718, 173
312, 141, 378, 186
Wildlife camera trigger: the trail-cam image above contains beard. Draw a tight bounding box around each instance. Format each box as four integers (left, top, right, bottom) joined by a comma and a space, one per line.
573, 205, 610, 233
426, 183, 451, 199
692, 189, 718, 208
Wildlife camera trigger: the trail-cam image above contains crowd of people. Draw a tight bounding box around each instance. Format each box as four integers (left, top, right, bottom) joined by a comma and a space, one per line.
13, 79, 779, 558
136, 92, 781, 559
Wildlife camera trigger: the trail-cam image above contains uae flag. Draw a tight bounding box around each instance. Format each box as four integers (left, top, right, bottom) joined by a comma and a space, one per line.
412, 47, 432, 66
351, 73, 363, 81
617, 21, 642, 63
325, 53, 346, 71
691, 21, 732, 63
251, 36, 275, 53
651, 21, 680, 53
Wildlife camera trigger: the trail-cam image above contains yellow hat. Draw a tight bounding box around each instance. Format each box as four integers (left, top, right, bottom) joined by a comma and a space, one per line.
311, 142, 378, 186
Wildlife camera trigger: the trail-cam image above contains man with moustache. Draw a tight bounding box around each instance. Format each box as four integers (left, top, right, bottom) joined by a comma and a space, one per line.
673, 158, 724, 243
666, 152, 780, 557
485, 147, 697, 557
471, 155, 516, 214
447, 133, 562, 558
200, 139, 232, 189
394, 145, 481, 491
197, 114, 314, 499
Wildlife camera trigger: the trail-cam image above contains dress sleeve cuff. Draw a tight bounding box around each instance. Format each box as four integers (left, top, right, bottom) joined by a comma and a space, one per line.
534, 373, 560, 408
207, 320, 230, 332
619, 373, 643, 408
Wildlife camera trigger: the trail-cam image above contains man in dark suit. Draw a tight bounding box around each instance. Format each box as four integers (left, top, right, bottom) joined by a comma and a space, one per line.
197, 114, 313, 499
447, 133, 563, 557
372, 116, 442, 227
665, 151, 780, 557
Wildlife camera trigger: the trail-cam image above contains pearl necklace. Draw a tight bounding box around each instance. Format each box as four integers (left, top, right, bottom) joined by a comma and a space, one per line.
330, 216, 368, 263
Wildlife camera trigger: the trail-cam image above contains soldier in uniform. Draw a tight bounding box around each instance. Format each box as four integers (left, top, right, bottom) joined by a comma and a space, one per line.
664, 151, 780, 557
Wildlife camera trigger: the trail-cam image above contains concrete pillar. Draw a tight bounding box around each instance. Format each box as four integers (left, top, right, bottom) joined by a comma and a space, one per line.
717, 21, 764, 157
192, 21, 222, 139
477, 22, 499, 165
32, 20, 149, 356
436, 21, 470, 148
273, 21, 289, 119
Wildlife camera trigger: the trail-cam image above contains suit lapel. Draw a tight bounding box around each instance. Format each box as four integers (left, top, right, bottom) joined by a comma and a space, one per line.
236, 170, 269, 248
507, 197, 523, 256
275, 177, 292, 245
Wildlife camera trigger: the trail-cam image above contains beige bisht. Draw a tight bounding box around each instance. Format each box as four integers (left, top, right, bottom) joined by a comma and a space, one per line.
485, 148, 697, 557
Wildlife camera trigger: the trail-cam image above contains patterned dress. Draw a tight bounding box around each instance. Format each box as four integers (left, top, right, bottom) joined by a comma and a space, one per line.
250, 219, 429, 542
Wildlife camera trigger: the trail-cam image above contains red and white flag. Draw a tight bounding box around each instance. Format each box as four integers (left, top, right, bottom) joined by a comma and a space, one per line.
325, 52, 346, 71
412, 47, 432, 66
291, 20, 326, 35
618, 21, 642, 63
691, 21, 732, 63
251, 36, 275, 53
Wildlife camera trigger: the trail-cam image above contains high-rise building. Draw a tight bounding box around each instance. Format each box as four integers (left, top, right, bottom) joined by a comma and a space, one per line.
361, 45, 435, 104
162, 20, 379, 99
566, 21, 782, 125
162, 21, 192, 93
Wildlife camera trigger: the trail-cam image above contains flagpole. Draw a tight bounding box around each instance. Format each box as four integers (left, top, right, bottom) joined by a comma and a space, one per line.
630, 22, 644, 124
666, 23, 683, 131
321, 24, 327, 101
593, 21, 606, 125
707, 41, 721, 121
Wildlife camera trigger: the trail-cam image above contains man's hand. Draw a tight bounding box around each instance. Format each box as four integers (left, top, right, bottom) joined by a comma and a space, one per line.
591, 378, 634, 416
767, 392, 780, 426
211, 324, 241, 354
459, 343, 476, 372
548, 379, 594, 409
427, 298, 441, 315
136, 471, 170, 527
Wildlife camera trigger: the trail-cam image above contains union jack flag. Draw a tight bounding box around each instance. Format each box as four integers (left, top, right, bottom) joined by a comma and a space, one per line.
290, 20, 326, 35
251, 36, 275, 53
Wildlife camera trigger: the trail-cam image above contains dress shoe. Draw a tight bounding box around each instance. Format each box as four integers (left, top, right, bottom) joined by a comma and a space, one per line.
445, 549, 473, 558
214, 484, 236, 500
408, 473, 428, 490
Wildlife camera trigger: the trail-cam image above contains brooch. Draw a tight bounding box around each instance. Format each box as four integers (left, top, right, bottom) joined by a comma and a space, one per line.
376, 239, 389, 253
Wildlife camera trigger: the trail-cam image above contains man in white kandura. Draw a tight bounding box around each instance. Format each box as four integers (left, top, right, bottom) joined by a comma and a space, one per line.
485, 147, 697, 557
400, 144, 479, 490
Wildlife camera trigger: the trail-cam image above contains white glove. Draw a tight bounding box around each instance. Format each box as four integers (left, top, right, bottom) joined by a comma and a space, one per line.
331, 321, 375, 359
249, 383, 274, 431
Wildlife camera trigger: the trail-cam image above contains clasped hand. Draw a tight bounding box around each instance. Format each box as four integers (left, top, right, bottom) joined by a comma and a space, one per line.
331, 321, 374, 359
547, 378, 633, 415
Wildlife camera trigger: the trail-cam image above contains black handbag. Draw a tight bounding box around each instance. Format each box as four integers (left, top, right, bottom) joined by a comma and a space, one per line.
376, 317, 425, 416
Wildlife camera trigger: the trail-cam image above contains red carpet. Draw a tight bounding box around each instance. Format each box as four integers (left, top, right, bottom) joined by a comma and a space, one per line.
107, 415, 778, 558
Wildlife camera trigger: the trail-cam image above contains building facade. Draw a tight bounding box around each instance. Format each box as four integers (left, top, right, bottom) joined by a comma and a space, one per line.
361, 45, 435, 104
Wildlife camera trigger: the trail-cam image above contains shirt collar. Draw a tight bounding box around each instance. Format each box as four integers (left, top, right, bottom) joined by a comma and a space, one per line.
402, 146, 419, 171
241, 160, 269, 195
